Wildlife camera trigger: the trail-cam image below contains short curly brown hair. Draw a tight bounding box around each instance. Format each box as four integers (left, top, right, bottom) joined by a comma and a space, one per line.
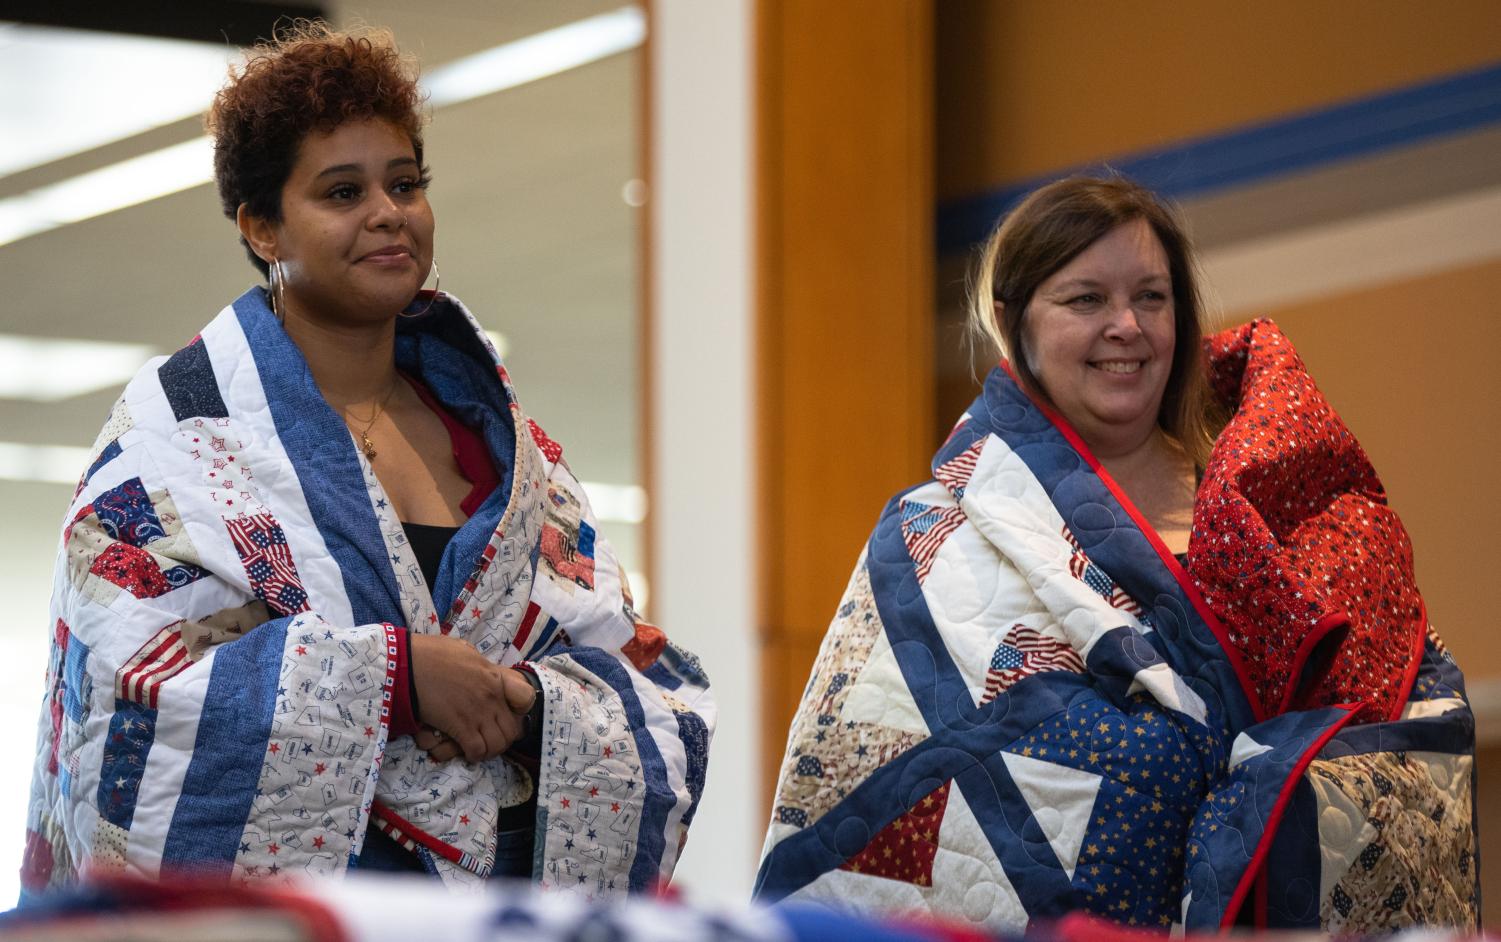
206, 22, 427, 276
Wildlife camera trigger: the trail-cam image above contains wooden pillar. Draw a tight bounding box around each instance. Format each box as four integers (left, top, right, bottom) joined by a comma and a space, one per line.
756, 0, 936, 799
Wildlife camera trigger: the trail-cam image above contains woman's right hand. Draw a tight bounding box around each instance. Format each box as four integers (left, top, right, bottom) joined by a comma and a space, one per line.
408, 633, 529, 763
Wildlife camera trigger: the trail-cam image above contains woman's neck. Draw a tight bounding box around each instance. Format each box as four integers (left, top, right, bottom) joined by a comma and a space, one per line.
1094, 427, 1176, 483
282, 310, 398, 407
1095, 428, 1197, 553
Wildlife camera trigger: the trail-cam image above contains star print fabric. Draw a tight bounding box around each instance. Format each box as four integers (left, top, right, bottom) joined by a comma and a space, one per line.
24, 287, 713, 901
756, 320, 1475, 932
1195, 319, 1424, 724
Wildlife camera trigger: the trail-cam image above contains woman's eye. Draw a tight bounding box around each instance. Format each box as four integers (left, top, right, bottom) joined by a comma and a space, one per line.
328, 184, 359, 200
392, 175, 431, 195
1067, 293, 1102, 308
1138, 290, 1169, 305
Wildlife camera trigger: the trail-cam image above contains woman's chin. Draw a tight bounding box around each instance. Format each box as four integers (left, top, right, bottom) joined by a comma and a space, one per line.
347, 282, 424, 320
1077, 391, 1144, 420
1073, 399, 1161, 444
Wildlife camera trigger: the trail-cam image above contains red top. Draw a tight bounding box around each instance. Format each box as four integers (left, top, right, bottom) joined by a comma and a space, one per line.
400, 371, 502, 517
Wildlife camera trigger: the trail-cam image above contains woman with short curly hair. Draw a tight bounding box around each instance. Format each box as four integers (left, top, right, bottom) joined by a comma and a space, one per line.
24, 23, 713, 896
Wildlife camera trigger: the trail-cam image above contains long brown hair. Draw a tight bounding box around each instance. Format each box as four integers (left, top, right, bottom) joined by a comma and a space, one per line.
968, 174, 1220, 466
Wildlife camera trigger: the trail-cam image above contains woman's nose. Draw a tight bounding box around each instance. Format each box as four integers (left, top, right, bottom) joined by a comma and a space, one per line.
1103, 302, 1144, 341
367, 192, 406, 230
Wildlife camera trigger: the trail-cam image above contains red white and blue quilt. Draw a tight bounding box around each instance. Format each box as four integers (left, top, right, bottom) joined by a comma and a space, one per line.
25, 287, 713, 899
757, 320, 1476, 933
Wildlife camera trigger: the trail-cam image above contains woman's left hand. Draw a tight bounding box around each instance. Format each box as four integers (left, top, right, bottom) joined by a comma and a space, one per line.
416, 666, 536, 764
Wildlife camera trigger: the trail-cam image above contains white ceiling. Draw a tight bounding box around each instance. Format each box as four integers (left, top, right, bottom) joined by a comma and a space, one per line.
0, 0, 643, 493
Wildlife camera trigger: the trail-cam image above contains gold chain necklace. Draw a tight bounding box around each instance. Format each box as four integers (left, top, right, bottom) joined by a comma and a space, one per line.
342, 379, 399, 461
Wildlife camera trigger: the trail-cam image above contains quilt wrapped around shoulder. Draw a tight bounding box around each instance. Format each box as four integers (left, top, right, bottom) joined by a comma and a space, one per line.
755, 319, 1475, 932
25, 287, 713, 899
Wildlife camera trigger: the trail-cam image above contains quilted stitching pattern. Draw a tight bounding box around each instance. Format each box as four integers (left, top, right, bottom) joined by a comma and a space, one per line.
757, 321, 1475, 931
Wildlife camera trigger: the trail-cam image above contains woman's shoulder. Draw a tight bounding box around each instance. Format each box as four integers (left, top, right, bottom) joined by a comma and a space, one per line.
72, 301, 258, 498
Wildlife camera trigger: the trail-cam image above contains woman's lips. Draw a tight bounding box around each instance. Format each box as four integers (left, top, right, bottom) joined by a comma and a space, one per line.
358, 246, 412, 265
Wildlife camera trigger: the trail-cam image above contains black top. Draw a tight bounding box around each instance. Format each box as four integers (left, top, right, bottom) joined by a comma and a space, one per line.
402, 521, 460, 593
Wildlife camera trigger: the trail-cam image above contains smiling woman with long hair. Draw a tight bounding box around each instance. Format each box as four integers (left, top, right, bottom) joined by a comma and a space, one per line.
23, 23, 712, 896
756, 175, 1476, 934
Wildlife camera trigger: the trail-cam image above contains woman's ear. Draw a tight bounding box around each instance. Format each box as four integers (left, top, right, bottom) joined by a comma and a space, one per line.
236, 204, 278, 264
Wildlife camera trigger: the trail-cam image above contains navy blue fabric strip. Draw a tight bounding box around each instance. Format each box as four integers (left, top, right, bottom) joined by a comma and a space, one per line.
752, 670, 1087, 902
162, 616, 289, 876
563, 646, 675, 893
672, 709, 709, 828
158, 338, 229, 421
232, 287, 402, 626
955, 751, 1075, 911
523, 617, 561, 662
1264, 776, 1322, 929
98, 699, 157, 830
1321, 708, 1474, 758
937, 59, 1501, 254
755, 502, 1091, 903
641, 661, 682, 691
1181, 706, 1350, 929
865, 496, 985, 737
82, 439, 122, 486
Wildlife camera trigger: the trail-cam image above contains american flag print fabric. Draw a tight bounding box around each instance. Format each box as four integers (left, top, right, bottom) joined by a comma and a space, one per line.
1063, 527, 1147, 621
757, 324, 1475, 933
981, 625, 1085, 704
25, 287, 712, 900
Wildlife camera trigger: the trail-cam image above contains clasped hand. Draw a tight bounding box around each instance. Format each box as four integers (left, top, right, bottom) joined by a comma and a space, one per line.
409, 633, 536, 764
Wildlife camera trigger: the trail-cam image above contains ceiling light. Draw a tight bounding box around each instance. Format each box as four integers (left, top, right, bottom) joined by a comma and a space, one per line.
0, 334, 159, 402
0, 8, 645, 249
0, 441, 92, 485
0, 22, 237, 178
0, 137, 212, 247
423, 6, 645, 107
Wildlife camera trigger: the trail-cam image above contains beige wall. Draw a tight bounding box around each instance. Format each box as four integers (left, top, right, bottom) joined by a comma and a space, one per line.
935, 0, 1501, 200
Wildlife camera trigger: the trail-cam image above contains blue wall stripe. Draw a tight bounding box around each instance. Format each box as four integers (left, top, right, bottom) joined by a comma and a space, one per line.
938, 59, 1501, 255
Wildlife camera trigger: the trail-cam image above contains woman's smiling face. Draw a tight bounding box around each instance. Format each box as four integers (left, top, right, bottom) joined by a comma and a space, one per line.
260, 117, 435, 325
1020, 217, 1175, 454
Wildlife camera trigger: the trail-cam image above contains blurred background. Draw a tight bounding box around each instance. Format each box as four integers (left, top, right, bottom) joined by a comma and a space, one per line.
0, 0, 1496, 921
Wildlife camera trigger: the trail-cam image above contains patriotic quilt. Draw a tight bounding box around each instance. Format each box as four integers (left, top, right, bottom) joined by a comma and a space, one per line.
755, 319, 1476, 932
25, 287, 713, 899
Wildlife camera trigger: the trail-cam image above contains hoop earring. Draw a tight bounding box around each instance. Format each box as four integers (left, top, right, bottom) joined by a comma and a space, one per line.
400, 258, 441, 318
269, 258, 288, 322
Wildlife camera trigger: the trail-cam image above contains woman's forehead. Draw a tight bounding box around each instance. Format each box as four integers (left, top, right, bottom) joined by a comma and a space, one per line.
294, 119, 415, 172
